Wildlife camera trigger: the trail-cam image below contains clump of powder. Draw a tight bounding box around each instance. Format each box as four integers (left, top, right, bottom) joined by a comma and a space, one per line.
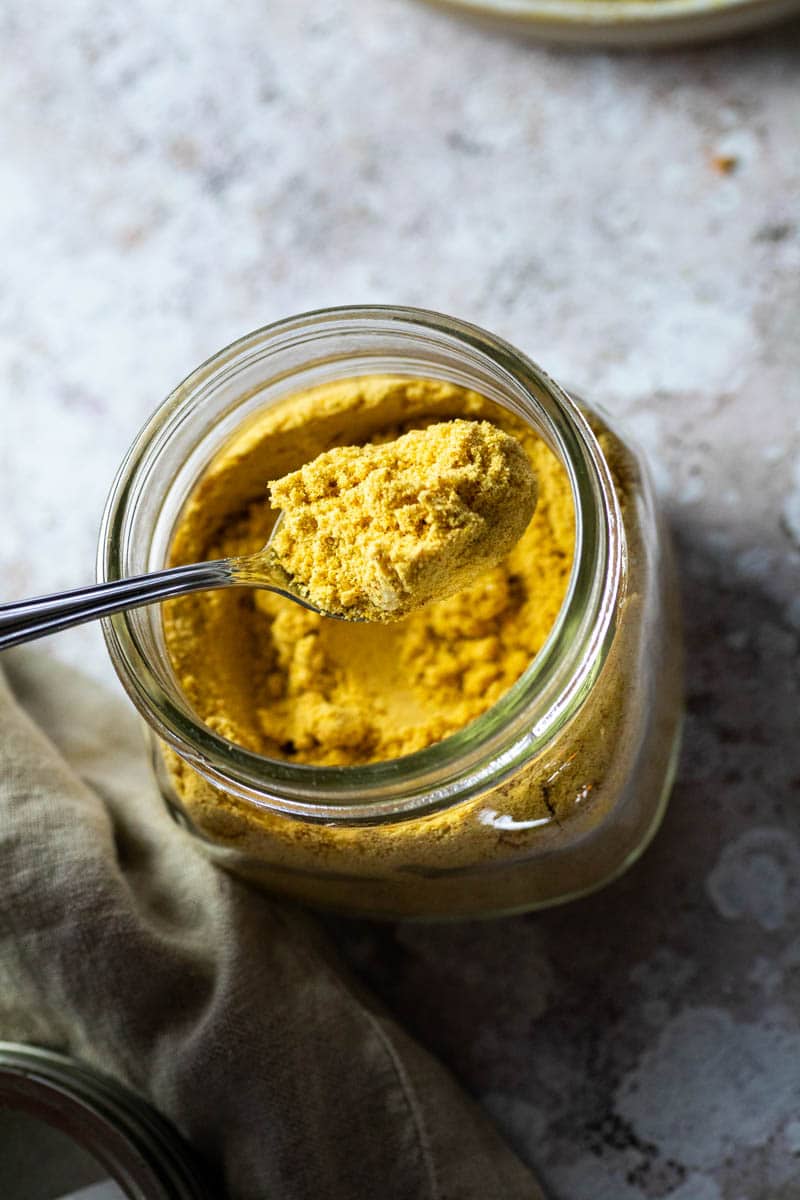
267, 419, 537, 621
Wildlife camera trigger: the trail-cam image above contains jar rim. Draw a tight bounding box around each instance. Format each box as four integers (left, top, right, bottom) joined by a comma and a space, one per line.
0, 1042, 212, 1198
98, 305, 623, 824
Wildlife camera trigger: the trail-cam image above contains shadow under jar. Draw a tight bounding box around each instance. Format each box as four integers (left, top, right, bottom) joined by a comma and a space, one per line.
99, 306, 683, 920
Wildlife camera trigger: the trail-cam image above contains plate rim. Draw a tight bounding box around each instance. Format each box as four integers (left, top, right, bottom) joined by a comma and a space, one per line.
423, 0, 800, 34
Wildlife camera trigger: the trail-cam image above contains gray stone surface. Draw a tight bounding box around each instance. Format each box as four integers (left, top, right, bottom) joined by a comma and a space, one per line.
2, 3, 800, 1197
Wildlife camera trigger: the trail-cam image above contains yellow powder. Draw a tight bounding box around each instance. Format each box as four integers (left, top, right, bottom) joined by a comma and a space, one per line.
163, 376, 574, 766
159, 376, 683, 916
267, 419, 537, 621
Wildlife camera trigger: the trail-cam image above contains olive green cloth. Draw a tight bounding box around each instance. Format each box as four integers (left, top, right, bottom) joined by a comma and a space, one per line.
0, 650, 543, 1200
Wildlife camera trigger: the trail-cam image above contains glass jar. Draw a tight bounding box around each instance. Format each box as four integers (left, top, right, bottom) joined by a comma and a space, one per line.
99, 306, 682, 920
0, 1043, 212, 1198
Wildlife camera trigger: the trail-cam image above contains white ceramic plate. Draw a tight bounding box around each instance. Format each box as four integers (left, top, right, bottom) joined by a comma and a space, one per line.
423, 0, 800, 47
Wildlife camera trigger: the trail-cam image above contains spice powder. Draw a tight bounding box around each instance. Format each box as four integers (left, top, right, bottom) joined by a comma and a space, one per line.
159, 375, 657, 915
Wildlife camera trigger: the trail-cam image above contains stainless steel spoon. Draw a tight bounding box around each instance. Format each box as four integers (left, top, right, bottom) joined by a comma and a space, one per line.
0, 517, 341, 652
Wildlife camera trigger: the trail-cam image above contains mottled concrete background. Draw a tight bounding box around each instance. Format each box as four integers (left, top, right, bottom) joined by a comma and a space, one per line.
2, 3, 800, 1197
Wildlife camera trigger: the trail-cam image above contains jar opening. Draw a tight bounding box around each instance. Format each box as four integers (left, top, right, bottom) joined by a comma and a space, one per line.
99, 306, 622, 824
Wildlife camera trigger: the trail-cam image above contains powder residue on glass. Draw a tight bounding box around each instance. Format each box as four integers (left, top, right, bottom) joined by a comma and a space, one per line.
267, 419, 537, 621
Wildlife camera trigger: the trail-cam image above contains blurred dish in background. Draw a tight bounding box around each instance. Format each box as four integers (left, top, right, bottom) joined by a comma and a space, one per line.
420, 0, 800, 48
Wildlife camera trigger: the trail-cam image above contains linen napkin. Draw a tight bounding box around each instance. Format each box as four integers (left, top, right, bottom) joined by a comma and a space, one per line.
0, 649, 543, 1200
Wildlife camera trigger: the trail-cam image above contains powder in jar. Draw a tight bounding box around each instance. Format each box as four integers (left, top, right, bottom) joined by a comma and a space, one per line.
163, 375, 573, 766
157, 373, 681, 919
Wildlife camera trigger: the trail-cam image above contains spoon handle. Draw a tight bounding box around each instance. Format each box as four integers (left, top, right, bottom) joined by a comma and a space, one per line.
0, 561, 233, 651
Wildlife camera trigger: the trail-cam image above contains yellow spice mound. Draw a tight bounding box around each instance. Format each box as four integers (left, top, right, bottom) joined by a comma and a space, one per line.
163, 376, 574, 766
267, 419, 537, 621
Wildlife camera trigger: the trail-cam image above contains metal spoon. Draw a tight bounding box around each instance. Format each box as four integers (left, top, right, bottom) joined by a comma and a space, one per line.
0, 516, 344, 652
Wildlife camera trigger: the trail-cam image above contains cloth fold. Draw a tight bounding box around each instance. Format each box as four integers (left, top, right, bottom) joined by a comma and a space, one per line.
0, 650, 542, 1200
